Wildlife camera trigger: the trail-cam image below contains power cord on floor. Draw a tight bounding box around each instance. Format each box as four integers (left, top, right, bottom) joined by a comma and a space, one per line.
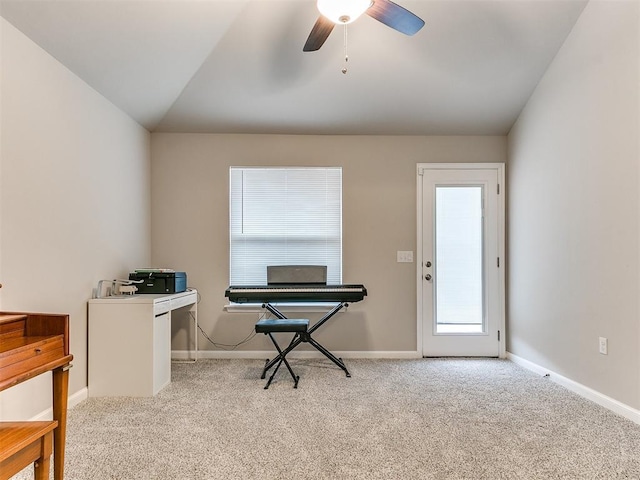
191, 308, 270, 351
186, 285, 267, 350
197, 323, 257, 350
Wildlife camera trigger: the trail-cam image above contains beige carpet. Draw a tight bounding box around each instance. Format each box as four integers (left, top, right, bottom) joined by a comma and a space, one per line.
12, 358, 640, 479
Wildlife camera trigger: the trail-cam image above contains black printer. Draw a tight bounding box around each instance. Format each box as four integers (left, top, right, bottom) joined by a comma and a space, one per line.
129, 269, 187, 294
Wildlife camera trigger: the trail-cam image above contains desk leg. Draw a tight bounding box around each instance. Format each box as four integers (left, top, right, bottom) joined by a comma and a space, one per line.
192, 304, 198, 362
52, 366, 70, 480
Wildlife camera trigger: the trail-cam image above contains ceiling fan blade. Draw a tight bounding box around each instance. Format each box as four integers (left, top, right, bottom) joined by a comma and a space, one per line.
366, 0, 425, 36
303, 15, 335, 51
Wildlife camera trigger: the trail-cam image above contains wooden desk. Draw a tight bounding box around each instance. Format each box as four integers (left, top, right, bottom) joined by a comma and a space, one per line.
0, 312, 73, 480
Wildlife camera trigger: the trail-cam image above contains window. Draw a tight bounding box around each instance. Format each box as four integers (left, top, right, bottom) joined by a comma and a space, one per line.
435, 186, 484, 333
229, 167, 342, 285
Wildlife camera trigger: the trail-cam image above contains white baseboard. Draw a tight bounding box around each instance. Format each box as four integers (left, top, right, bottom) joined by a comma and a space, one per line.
172, 350, 422, 360
507, 352, 640, 426
29, 387, 88, 421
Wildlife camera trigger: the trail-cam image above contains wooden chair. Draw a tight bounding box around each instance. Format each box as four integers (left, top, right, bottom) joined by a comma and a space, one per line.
0, 421, 58, 480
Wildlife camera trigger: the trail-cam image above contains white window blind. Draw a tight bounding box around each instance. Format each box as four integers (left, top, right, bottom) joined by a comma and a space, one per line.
229, 167, 342, 285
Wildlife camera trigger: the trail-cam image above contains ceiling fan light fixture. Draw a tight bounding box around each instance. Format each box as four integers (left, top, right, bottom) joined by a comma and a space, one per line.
317, 0, 372, 24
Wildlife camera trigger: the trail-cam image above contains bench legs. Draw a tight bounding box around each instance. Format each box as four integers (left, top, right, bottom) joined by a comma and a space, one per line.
255, 318, 309, 389
264, 333, 300, 389
34, 429, 53, 480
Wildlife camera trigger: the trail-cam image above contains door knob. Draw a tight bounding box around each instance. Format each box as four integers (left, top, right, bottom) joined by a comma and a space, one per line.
425, 274, 432, 281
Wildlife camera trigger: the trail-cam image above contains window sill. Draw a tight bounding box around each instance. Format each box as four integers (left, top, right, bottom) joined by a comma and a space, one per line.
224, 302, 340, 313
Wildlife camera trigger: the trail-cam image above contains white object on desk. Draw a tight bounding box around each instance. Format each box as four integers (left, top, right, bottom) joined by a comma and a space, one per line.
88, 289, 198, 397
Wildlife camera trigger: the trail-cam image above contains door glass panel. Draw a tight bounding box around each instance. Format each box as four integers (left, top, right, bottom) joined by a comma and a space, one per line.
435, 186, 484, 333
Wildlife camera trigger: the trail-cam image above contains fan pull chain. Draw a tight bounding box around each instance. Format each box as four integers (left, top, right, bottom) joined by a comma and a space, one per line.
342, 23, 348, 74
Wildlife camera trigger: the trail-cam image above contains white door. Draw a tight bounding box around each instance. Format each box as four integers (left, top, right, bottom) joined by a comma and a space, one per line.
418, 164, 505, 357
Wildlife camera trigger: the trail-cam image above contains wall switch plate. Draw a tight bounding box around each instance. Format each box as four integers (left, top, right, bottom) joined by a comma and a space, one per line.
599, 337, 608, 355
397, 251, 414, 263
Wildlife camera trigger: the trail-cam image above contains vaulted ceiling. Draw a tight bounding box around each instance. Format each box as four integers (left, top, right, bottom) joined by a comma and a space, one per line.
0, 0, 588, 135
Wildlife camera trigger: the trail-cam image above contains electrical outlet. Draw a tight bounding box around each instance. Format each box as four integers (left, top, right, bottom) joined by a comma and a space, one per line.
599, 337, 608, 355
397, 251, 414, 263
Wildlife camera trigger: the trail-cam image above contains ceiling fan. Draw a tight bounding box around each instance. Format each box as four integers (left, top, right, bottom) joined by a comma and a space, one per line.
303, 0, 425, 52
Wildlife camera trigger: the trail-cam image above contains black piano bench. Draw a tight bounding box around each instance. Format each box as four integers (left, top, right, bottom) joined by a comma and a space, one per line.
255, 318, 309, 389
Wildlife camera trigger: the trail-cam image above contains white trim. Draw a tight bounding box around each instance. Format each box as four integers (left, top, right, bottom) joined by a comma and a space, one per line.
68, 387, 88, 409
416, 163, 506, 358
507, 352, 640, 426
497, 164, 506, 358
173, 350, 421, 360
417, 163, 506, 174
29, 387, 88, 421
416, 169, 424, 354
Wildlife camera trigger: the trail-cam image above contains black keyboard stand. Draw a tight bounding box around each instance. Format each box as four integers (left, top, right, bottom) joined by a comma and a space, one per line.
260, 302, 352, 378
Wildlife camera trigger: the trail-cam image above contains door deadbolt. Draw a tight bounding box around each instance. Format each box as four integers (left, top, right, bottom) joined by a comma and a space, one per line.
425, 261, 432, 267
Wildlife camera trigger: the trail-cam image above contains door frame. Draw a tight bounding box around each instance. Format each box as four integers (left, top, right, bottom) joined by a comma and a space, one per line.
416, 163, 506, 358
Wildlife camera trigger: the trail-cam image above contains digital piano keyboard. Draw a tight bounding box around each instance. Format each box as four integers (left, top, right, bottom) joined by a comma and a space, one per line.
225, 284, 367, 304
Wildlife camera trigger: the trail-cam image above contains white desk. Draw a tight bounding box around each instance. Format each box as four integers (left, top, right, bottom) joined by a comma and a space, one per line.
88, 289, 197, 397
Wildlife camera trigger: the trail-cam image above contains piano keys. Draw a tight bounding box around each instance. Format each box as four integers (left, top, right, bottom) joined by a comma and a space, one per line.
225, 284, 367, 304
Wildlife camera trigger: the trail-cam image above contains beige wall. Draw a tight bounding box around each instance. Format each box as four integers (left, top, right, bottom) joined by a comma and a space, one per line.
0, 18, 151, 419
150, 134, 506, 354
507, 1, 640, 409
